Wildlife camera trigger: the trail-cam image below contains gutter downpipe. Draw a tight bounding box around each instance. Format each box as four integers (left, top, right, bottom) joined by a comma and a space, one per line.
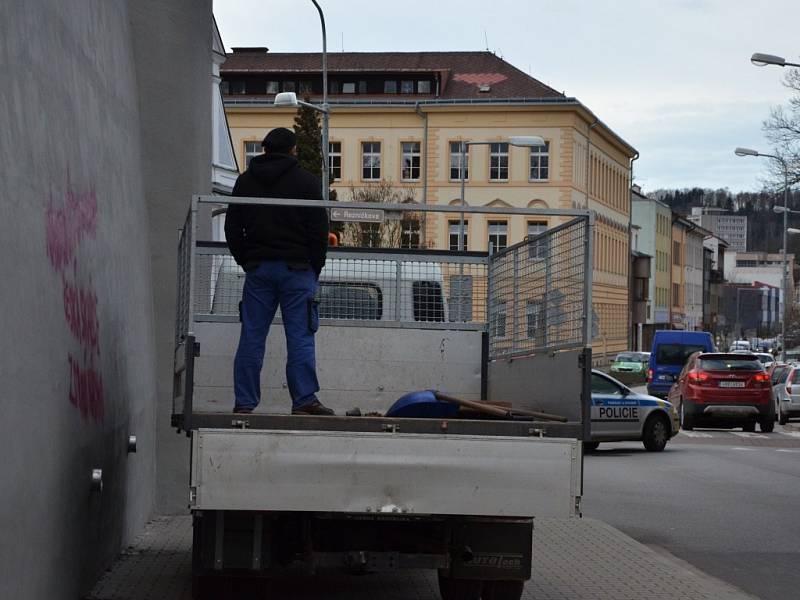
414, 102, 429, 247
629, 151, 639, 349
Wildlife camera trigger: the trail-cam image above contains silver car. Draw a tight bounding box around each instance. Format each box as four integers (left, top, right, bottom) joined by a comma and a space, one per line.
777, 365, 800, 425
586, 370, 679, 452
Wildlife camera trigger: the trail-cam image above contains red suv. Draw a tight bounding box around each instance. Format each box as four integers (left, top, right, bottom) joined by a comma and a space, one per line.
668, 352, 774, 432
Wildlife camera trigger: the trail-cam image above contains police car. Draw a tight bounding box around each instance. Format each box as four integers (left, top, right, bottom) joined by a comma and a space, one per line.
586, 370, 679, 452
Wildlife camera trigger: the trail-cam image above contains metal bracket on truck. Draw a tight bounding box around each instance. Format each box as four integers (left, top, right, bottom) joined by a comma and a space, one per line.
173, 196, 594, 600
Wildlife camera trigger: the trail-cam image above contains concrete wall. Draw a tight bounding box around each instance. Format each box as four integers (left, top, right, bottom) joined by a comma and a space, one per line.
0, 1, 210, 598
128, 0, 212, 515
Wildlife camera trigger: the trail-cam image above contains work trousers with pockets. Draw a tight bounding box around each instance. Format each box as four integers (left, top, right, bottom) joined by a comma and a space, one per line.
233, 260, 320, 411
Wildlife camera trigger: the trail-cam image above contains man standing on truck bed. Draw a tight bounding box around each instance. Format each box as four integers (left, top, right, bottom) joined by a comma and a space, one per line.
224, 127, 333, 415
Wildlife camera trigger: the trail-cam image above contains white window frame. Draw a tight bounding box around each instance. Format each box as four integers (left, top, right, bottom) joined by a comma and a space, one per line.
488, 220, 508, 252
361, 142, 381, 180
529, 141, 550, 181
329, 141, 342, 181
527, 220, 549, 259
400, 218, 421, 249
489, 143, 509, 181
244, 141, 262, 168
401, 141, 421, 181
449, 142, 469, 181
448, 220, 468, 251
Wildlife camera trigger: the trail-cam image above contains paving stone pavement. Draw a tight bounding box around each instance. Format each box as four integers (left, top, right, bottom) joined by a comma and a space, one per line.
86, 515, 759, 600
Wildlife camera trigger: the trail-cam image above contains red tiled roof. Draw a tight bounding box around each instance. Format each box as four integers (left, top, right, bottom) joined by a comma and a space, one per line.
221, 51, 564, 100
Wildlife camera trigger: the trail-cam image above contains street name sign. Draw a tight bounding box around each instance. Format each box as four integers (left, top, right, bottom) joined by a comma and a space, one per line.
330, 207, 384, 223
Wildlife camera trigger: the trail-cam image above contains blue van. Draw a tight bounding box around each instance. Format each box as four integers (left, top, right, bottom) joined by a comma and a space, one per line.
647, 331, 715, 397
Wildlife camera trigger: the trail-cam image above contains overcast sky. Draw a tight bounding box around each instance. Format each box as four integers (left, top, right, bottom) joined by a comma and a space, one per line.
215, 0, 800, 194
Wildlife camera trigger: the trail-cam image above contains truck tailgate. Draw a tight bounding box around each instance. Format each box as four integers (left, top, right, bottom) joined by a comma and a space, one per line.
191, 428, 581, 517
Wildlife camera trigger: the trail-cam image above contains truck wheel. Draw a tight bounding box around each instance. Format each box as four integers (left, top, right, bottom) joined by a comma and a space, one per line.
759, 416, 774, 433
437, 572, 482, 600
680, 401, 694, 431
483, 579, 525, 600
642, 414, 669, 452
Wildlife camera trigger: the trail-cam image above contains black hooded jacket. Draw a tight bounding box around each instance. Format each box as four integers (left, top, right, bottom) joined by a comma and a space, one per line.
225, 153, 329, 275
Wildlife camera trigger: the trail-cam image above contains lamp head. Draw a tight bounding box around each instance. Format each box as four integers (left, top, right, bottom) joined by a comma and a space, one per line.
273, 92, 299, 107
751, 53, 786, 67
735, 147, 759, 157
787, 228, 800, 235
508, 135, 546, 148
774, 206, 787, 214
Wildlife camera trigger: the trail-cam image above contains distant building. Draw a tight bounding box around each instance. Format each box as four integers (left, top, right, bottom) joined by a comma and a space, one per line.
720, 282, 781, 338
702, 234, 729, 335
687, 207, 747, 252
631, 187, 672, 348
724, 251, 795, 319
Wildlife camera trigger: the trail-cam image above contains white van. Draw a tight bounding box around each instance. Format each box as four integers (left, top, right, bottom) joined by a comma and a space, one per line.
208, 257, 449, 324
729, 340, 751, 352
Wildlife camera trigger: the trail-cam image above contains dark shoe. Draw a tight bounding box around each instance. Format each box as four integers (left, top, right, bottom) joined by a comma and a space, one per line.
292, 400, 335, 416
233, 406, 253, 414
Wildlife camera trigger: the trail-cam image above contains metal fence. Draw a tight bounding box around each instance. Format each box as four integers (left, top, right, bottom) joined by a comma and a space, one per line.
487, 217, 591, 360
176, 197, 592, 351
192, 246, 488, 330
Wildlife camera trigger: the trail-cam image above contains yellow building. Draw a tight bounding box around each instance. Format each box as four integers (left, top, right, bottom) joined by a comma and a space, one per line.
221, 50, 637, 361
671, 216, 687, 328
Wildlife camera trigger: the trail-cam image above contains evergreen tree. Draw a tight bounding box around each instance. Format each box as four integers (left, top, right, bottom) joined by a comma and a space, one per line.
293, 98, 323, 178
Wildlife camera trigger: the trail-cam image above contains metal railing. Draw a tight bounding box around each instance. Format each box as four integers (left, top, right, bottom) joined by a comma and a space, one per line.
176, 196, 593, 353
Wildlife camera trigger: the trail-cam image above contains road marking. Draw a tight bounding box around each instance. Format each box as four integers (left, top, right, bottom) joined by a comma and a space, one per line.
731, 447, 758, 451
775, 449, 800, 453
730, 432, 767, 439
680, 431, 713, 438
778, 430, 800, 438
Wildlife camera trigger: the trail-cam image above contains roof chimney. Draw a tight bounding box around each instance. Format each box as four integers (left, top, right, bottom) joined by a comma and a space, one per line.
231, 47, 269, 54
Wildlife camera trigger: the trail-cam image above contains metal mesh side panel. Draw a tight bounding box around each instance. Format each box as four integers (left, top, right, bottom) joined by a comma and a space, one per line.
488, 217, 588, 359
191, 250, 488, 328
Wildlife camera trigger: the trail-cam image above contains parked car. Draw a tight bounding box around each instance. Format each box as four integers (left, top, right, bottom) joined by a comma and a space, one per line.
729, 340, 751, 352
586, 370, 679, 452
647, 331, 715, 398
777, 366, 800, 425
667, 352, 774, 432
753, 352, 775, 370
609, 352, 650, 383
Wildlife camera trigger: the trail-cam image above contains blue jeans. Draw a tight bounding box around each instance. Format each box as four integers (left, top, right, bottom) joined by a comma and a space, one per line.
233, 260, 320, 411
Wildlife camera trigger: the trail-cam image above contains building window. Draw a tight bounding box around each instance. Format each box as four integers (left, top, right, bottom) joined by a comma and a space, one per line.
362, 223, 380, 248
265, 81, 279, 94
672, 283, 680, 306
283, 81, 296, 92
401, 80, 414, 94
673, 241, 680, 265
362, 142, 381, 180
449, 220, 468, 251
527, 220, 548, 259
342, 82, 356, 94
400, 218, 421, 249
450, 142, 469, 181
401, 142, 421, 181
489, 143, 509, 180
490, 301, 507, 338
358, 80, 368, 94
328, 142, 341, 180
244, 141, 262, 168
488, 221, 507, 252
329, 81, 340, 94
219, 81, 230, 94
384, 80, 397, 94
529, 141, 550, 181
418, 80, 431, 94
230, 80, 246, 95
299, 80, 313, 94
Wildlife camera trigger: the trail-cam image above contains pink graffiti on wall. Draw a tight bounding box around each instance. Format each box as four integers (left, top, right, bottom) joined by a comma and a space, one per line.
45, 171, 104, 422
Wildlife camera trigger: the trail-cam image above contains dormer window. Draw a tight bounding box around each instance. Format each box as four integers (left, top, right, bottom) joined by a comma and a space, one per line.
418, 80, 431, 94
384, 80, 397, 93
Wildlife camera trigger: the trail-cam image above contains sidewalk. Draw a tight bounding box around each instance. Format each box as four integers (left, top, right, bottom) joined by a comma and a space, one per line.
86, 515, 758, 600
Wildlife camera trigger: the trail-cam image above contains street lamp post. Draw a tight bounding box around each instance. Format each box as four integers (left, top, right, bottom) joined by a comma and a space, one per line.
750, 53, 800, 68
310, 0, 329, 202
735, 147, 791, 359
